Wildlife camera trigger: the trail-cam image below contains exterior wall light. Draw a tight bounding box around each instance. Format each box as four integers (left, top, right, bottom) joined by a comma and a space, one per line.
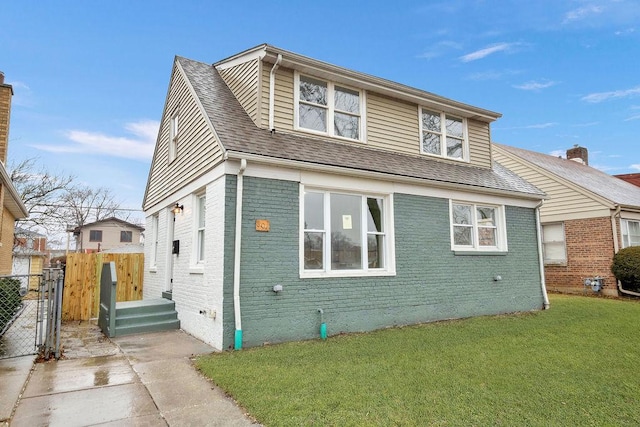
172, 203, 184, 214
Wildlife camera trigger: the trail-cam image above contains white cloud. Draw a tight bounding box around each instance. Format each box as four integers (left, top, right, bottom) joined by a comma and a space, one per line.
417, 40, 462, 60
459, 42, 520, 62
563, 5, 603, 24
513, 80, 558, 91
495, 122, 557, 130
624, 114, 640, 121
631, 164, 640, 171
571, 121, 600, 127
615, 27, 636, 35
549, 150, 565, 158
6, 80, 35, 107
581, 86, 640, 103
32, 120, 159, 161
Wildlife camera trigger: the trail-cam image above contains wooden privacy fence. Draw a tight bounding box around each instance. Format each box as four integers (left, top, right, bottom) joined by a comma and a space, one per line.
62, 253, 144, 320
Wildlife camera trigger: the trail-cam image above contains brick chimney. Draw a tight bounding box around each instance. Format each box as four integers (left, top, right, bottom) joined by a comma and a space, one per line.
0, 71, 13, 164
566, 144, 588, 165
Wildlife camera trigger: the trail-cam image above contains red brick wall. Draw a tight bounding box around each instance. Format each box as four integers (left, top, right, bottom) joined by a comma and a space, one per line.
545, 216, 618, 296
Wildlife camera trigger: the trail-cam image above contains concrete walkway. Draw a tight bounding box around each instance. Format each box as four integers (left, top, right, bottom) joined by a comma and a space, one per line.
2, 322, 260, 426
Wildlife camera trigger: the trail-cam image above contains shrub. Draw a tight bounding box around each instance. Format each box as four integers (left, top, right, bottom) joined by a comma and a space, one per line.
611, 246, 640, 292
0, 278, 23, 334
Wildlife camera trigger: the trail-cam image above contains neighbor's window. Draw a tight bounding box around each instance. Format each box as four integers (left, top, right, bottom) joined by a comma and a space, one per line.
89, 230, 102, 242
297, 74, 361, 141
120, 231, 133, 243
542, 223, 566, 264
451, 201, 506, 251
420, 108, 467, 161
196, 194, 206, 262
621, 219, 640, 248
302, 189, 390, 275
169, 109, 179, 162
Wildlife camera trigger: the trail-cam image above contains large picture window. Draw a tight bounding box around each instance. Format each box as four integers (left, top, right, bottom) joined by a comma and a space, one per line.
542, 223, 566, 264
621, 219, 640, 248
296, 74, 362, 141
450, 201, 506, 251
302, 189, 391, 276
420, 108, 467, 161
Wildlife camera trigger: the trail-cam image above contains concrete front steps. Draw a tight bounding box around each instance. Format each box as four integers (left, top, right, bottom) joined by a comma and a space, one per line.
114, 298, 180, 336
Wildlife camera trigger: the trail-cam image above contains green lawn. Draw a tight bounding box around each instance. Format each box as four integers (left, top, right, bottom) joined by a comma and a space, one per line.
196, 295, 640, 426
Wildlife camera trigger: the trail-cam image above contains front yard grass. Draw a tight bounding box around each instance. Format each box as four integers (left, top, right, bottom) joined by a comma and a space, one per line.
196, 295, 640, 426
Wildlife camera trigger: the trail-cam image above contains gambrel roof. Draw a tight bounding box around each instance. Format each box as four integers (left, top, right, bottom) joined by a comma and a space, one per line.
496, 143, 640, 209
174, 56, 544, 200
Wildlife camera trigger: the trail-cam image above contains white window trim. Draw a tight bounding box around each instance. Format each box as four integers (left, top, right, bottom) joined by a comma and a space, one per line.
542, 222, 567, 265
293, 72, 366, 143
419, 107, 469, 162
621, 219, 640, 248
299, 185, 395, 278
191, 192, 206, 269
449, 200, 507, 252
169, 108, 179, 163
150, 213, 159, 269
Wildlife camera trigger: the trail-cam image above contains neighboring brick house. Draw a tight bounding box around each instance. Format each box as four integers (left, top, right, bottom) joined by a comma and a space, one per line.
69, 217, 144, 253
493, 143, 640, 297
0, 72, 29, 274
142, 44, 548, 351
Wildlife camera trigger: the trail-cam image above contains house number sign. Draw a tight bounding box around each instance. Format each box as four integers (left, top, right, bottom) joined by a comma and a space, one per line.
256, 219, 270, 232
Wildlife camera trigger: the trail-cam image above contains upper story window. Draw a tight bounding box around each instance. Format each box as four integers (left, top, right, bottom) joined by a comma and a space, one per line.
169, 109, 179, 163
89, 230, 103, 242
120, 230, 133, 243
621, 219, 640, 248
301, 187, 394, 277
542, 223, 566, 264
450, 201, 507, 252
296, 74, 362, 141
420, 108, 468, 161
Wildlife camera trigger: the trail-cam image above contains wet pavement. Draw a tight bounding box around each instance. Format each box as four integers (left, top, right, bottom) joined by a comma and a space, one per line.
2, 321, 260, 426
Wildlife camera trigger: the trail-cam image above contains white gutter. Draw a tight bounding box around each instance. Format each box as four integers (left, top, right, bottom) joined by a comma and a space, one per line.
233, 158, 248, 349
268, 54, 282, 131
535, 200, 550, 309
611, 205, 640, 297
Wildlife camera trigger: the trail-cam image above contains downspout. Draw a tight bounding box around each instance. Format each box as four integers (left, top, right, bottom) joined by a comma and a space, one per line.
535, 200, 550, 309
611, 205, 640, 297
268, 54, 282, 132
233, 158, 247, 349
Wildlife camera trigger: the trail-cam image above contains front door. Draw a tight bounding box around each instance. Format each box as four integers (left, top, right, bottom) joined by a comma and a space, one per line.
166, 209, 176, 292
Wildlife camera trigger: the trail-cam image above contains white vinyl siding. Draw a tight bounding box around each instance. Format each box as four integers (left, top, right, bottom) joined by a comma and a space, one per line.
144, 62, 224, 210
542, 223, 567, 264
218, 59, 260, 125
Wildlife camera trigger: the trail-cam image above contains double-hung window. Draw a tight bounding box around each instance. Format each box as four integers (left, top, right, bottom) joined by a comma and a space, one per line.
296, 74, 362, 141
450, 201, 506, 251
120, 231, 133, 243
196, 194, 206, 263
621, 219, 640, 248
169, 109, 179, 163
420, 108, 467, 161
302, 189, 391, 276
89, 230, 102, 242
542, 223, 567, 264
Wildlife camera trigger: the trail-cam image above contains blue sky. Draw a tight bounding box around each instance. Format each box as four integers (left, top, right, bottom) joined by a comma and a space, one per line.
2, 0, 640, 224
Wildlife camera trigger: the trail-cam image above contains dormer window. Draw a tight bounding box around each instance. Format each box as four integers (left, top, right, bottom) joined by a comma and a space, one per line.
420, 108, 468, 161
295, 74, 362, 141
169, 108, 179, 163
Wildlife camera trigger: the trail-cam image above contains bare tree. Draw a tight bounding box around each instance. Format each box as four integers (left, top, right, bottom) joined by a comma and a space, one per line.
60, 184, 126, 229
9, 158, 74, 234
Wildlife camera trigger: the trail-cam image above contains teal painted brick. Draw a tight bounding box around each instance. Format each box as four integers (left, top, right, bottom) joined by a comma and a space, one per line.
223, 177, 544, 348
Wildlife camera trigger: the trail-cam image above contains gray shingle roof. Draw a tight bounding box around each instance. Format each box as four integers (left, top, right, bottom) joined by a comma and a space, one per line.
496, 143, 640, 207
177, 56, 544, 199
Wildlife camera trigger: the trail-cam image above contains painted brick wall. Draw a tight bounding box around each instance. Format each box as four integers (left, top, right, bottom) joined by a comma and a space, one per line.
222, 176, 545, 348
545, 216, 617, 296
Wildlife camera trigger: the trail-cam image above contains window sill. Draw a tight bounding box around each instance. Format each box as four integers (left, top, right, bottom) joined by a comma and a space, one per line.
454, 250, 507, 256
189, 266, 204, 275
149, 267, 157, 273
300, 269, 396, 279
294, 126, 363, 144
544, 261, 567, 266
421, 152, 469, 163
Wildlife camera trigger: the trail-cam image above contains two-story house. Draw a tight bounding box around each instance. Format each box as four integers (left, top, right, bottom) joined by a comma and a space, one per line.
142, 44, 548, 351
69, 217, 144, 253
